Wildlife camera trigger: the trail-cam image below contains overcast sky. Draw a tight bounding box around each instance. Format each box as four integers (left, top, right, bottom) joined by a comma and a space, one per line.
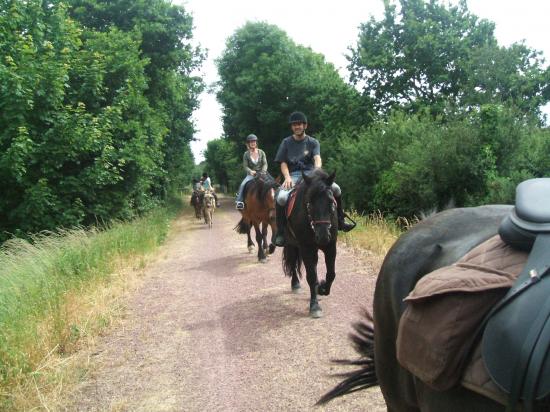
176, 0, 550, 162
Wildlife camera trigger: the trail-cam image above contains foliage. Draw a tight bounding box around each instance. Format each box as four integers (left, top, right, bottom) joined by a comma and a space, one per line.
325, 107, 548, 217
0, 0, 202, 241
203, 138, 241, 191
348, 0, 550, 117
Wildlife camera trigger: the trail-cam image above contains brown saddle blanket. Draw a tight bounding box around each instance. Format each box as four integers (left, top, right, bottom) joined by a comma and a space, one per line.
396, 235, 528, 401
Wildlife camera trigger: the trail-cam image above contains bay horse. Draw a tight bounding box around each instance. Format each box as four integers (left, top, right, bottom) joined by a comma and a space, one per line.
190, 190, 203, 219
202, 190, 215, 229
320, 204, 550, 411
282, 169, 338, 318
235, 172, 278, 262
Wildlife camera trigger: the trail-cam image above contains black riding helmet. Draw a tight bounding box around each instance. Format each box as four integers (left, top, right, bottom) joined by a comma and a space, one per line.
246, 134, 258, 142
288, 111, 307, 124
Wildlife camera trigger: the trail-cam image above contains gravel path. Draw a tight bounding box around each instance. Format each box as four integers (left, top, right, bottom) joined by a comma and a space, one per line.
67, 198, 386, 411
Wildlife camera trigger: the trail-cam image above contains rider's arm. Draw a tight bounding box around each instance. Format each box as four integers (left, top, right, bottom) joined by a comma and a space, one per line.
314, 155, 322, 169
260, 150, 268, 172
243, 152, 253, 175
281, 162, 293, 189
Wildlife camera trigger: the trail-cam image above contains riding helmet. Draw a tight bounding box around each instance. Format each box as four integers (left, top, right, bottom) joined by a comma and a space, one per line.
288, 111, 307, 124
246, 134, 258, 142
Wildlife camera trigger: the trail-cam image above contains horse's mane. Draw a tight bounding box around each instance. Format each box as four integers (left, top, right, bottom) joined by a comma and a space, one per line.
302, 169, 331, 201
252, 173, 278, 206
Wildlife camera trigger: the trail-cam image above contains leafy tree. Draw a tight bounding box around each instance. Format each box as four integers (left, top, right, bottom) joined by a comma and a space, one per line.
216, 21, 363, 175
67, 0, 205, 191
0, 0, 202, 241
348, 0, 550, 117
203, 139, 240, 192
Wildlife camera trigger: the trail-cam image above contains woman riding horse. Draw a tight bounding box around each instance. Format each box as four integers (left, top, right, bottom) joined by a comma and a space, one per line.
235, 134, 268, 210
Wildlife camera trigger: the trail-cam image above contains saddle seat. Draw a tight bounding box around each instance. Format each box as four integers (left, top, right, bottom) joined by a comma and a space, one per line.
499, 178, 550, 250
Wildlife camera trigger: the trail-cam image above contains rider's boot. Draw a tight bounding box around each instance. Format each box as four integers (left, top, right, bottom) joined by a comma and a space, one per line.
274, 203, 287, 247
336, 195, 355, 232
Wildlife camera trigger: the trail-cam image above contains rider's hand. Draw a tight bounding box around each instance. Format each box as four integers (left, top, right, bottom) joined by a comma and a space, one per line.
282, 177, 293, 189
250, 171, 256, 176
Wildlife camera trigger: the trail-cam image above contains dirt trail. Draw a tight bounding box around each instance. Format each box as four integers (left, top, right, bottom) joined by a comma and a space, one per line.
68, 198, 386, 411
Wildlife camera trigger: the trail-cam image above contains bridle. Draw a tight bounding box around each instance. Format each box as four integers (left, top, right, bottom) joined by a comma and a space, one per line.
306, 190, 336, 231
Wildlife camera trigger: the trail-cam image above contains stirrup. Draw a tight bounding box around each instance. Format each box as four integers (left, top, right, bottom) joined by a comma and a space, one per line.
236, 201, 244, 210
339, 213, 357, 232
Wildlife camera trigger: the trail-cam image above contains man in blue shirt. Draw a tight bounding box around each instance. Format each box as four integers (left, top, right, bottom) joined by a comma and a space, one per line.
273, 111, 354, 246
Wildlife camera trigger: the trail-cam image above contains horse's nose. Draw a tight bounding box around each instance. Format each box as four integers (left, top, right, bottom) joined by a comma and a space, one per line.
315, 228, 331, 246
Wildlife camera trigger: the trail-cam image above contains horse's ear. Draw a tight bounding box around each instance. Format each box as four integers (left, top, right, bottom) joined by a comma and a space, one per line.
302, 171, 312, 185
326, 171, 336, 187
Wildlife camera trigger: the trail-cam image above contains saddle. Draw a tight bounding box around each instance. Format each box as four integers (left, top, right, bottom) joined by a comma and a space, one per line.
482, 178, 550, 411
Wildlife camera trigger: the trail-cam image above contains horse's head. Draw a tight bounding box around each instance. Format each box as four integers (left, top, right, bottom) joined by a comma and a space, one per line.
302, 170, 337, 246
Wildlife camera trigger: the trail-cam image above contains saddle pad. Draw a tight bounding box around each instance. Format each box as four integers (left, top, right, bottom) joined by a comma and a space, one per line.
396, 235, 528, 390
286, 188, 299, 218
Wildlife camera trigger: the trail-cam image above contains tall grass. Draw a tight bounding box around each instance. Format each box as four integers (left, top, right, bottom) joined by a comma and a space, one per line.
340, 210, 416, 263
0, 196, 183, 410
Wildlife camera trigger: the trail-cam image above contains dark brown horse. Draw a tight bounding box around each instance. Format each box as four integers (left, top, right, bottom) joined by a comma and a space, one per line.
190, 190, 203, 219
318, 205, 550, 411
282, 169, 338, 318
235, 172, 278, 262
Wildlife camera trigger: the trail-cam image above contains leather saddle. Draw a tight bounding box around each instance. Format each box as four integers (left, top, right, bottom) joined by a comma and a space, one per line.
482, 178, 550, 411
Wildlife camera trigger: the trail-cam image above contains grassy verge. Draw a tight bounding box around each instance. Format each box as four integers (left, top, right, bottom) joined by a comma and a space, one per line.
339, 210, 416, 268
0, 194, 186, 411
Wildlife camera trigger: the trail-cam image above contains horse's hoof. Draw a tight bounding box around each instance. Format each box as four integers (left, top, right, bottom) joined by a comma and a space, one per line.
268, 244, 276, 254
310, 307, 323, 318
291, 284, 301, 294
259, 258, 267, 264
248, 246, 254, 253
316, 281, 330, 296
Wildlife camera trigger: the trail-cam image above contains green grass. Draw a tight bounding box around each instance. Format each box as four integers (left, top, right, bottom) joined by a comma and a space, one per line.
0, 195, 184, 410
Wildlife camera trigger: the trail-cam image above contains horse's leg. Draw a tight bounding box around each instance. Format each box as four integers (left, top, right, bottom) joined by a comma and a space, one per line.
301, 247, 322, 318
261, 221, 269, 256
267, 213, 276, 255
246, 226, 254, 252
318, 241, 336, 296
254, 223, 267, 262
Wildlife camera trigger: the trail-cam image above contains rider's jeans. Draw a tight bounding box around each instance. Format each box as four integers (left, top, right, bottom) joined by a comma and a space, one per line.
236, 174, 255, 202
276, 170, 341, 206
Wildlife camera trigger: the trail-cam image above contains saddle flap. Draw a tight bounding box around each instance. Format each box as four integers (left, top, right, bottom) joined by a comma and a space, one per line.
482, 233, 550, 402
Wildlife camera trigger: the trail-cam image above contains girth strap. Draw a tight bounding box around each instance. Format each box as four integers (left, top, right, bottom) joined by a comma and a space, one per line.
481, 233, 550, 411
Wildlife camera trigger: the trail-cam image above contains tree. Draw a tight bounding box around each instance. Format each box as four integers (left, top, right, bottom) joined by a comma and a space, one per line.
202, 139, 240, 192
348, 0, 550, 117
67, 0, 205, 191
216, 21, 362, 175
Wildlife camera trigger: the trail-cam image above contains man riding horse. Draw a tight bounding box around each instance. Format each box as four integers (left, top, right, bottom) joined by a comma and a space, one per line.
273, 111, 355, 247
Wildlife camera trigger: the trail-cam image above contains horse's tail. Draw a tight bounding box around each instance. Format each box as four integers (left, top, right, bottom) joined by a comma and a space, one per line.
317, 310, 378, 404
234, 218, 250, 234
282, 244, 302, 279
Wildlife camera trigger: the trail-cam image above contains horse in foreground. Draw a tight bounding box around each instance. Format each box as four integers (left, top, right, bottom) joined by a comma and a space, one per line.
235, 172, 278, 262
282, 169, 338, 318
319, 203, 550, 411
202, 190, 215, 229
